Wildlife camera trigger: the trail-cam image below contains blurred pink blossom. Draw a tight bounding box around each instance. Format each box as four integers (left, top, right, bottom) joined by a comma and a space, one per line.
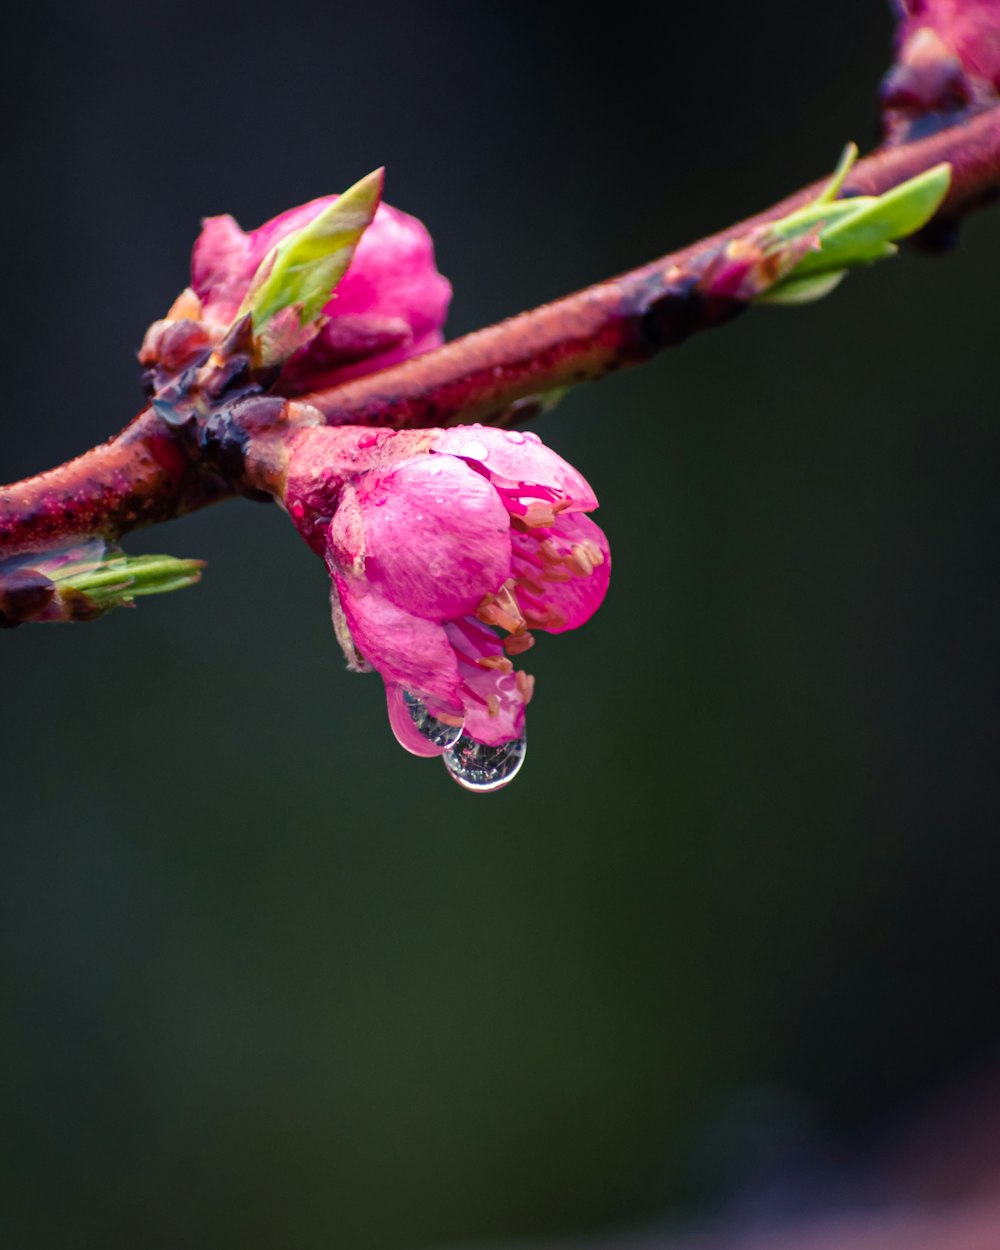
895, 0, 1000, 86
884, 0, 1000, 139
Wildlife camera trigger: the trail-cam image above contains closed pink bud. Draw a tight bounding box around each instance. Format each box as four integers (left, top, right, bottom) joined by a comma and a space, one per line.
191, 194, 452, 391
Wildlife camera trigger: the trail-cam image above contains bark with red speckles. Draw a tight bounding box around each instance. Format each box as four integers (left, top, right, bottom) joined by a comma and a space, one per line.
0, 406, 226, 558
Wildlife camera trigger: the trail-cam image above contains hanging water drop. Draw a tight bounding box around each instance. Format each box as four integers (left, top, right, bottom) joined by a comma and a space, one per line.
442, 732, 527, 792
403, 690, 464, 749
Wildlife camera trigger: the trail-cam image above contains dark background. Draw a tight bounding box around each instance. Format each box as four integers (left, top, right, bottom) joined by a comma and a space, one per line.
4, 2, 1000, 1247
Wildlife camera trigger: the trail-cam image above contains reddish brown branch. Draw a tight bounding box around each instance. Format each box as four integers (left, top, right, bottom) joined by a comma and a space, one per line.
0, 407, 224, 558
300, 107, 1000, 429
4, 107, 1000, 558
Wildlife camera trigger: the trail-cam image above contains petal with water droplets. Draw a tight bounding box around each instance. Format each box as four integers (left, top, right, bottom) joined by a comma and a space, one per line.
334, 573, 462, 713
512, 512, 611, 633
361, 456, 511, 621
432, 427, 598, 510
384, 685, 462, 757
444, 619, 527, 747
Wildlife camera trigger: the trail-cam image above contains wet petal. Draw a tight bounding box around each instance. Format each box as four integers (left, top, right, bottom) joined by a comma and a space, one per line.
432, 426, 598, 510
360, 455, 511, 621
460, 668, 526, 746
331, 202, 451, 342
333, 572, 462, 712
384, 684, 462, 758
444, 619, 527, 747
511, 511, 611, 633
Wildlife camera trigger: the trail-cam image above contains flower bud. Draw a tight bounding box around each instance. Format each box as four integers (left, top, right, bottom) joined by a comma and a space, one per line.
191, 192, 451, 392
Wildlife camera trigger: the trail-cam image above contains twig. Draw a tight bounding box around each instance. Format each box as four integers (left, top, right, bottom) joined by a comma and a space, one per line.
3, 107, 1000, 558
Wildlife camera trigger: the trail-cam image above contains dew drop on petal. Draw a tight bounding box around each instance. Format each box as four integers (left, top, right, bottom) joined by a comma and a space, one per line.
442, 732, 527, 792
403, 690, 464, 749
504, 430, 526, 444
459, 440, 489, 460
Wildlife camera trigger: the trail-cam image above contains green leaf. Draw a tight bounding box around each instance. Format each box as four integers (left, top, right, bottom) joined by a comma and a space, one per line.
768, 198, 864, 240
758, 152, 951, 304
755, 270, 847, 306
789, 163, 951, 279
51, 552, 204, 611
241, 168, 384, 332
834, 163, 951, 241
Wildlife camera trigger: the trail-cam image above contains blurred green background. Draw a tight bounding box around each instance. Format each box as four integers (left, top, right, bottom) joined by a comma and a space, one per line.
4, 2, 1000, 1246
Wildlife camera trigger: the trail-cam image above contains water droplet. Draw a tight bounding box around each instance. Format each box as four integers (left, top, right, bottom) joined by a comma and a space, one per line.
358, 431, 379, 448
504, 430, 526, 444
442, 732, 527, 792
403, 691, 463, 749
459, 440, 489, 460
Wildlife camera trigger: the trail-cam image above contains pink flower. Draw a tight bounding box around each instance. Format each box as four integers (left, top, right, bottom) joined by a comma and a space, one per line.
282, 424, 610, 790
189, 193, 451, 392
895, 0, 1000, 84
884, 0, 1000, 140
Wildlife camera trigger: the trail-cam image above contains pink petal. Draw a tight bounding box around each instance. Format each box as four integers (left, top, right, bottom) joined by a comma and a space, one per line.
292, 326, 445, 390
461, 675, 525, 746
444, 619, 527, 747
330, 203, 451, 338
431, 426, 598, 510
358, 455, 511, 621
333, 572, 462, 713
243, 199, 327, 271
384, 684, 452, 757
188, 196, 451, 388
511, 512, 611, 633
898, 0, 1000, 87
241, 197, 451, 341
190, 214, 252, 324
277, 314, 415, 395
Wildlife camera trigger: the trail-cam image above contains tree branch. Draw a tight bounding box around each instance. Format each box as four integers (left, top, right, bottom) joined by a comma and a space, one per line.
0, 406, 226, 558
300, 107, 1000, 428
4, 106, 1000, 559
